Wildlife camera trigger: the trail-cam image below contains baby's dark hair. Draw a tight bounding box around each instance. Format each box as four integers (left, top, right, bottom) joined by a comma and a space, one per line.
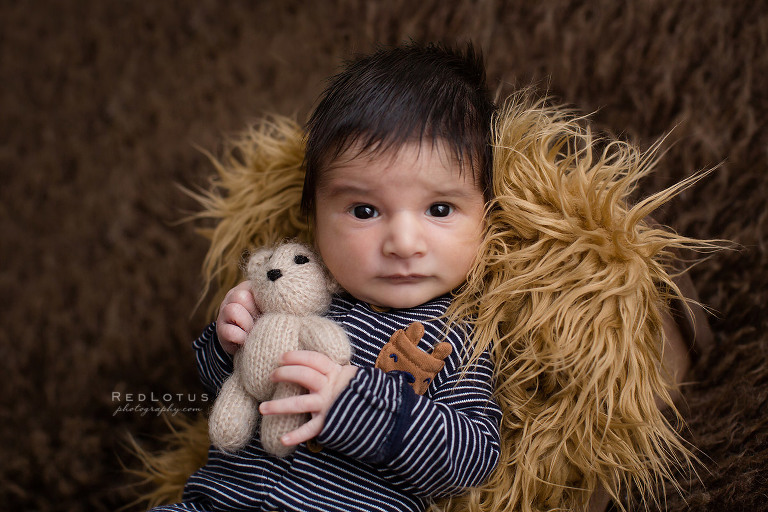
300, 41, 496, 215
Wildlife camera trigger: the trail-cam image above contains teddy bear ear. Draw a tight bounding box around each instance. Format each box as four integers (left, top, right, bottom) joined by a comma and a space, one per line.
404, 322, 425, 345
431, 342, 452, 361
246, 247, 273, 276
326, 275, 342, 294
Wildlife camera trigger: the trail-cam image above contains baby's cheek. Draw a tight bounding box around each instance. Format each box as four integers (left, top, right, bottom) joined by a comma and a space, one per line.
321, 247, 361, 288
335, 263, 369, 295
448, 232, 482, 269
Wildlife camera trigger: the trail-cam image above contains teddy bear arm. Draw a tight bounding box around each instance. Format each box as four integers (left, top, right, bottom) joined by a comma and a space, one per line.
299, 316, 352, 364
260, 381, 308, 457
209, 369, 260, 453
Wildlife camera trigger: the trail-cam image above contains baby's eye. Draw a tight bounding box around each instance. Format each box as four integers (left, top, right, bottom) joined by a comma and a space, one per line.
351, 204, 379, 219
427, 203, 453, 217
294, 254, 309, 265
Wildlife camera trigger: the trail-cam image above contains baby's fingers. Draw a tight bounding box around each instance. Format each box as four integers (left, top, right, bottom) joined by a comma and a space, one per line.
259, 395, 325, 447
270, 363, 327, 393
217, 316, 248, 341
279, 416, 324, 447
220, 302, 256, 330
216, 304, 254, 353
221, 281, 259, 315
259, 393, 323, 416
279, 350, 338, 375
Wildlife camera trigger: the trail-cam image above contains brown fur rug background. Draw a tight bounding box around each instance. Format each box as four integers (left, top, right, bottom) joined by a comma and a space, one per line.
2, 1, 766, 510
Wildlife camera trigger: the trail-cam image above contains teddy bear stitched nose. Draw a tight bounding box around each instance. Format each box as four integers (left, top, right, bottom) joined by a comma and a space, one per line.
266, 269, 282, 281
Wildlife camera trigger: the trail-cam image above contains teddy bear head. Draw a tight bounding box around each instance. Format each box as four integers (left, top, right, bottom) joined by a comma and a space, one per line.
246, 241, 337, 316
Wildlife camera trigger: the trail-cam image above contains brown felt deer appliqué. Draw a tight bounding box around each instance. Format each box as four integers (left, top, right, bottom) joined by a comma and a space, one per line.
374, 322, 452, 395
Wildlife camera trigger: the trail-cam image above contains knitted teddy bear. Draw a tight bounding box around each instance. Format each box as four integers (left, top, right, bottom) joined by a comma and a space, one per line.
208, 241, 351, 457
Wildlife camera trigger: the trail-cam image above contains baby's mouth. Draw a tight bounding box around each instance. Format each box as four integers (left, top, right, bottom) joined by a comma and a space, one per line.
380, 274, 429, 283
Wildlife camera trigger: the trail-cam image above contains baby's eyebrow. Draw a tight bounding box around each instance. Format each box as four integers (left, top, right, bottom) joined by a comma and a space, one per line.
319, 182, 373, 197
429, 185, 480, 199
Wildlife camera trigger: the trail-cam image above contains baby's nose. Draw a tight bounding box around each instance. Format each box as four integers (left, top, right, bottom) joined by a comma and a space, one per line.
383, 214, 426, 258
266, 269, 283, 281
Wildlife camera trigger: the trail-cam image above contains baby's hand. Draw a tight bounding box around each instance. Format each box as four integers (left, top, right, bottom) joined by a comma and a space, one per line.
216, 281, 260, 354
259, 350, 358, 447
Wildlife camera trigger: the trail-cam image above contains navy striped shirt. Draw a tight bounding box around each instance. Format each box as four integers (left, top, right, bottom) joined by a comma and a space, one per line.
153, 294, 501, 512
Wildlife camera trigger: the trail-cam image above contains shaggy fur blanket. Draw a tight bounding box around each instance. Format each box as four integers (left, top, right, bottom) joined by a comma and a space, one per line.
2, 1, 766, 510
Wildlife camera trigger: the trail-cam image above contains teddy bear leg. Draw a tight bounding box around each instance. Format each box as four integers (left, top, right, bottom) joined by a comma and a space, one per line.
208, 372, 260, 453
260, 382, 308, 457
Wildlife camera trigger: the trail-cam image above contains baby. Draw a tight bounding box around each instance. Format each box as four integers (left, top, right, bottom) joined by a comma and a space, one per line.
153, 42, 501, 512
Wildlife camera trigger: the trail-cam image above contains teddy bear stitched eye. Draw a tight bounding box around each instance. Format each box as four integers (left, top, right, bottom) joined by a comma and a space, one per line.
294, 254, 309, 265
389, 353, 398, 362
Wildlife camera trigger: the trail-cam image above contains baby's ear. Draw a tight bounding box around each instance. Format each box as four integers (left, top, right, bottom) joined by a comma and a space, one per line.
246, 247, 273, 277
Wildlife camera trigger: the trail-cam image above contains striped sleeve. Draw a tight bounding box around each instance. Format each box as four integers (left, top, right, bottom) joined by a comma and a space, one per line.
316, 367, 417, 464
192, 322, 234, 394
385, 363, 501, 497
317, 357, 501, 498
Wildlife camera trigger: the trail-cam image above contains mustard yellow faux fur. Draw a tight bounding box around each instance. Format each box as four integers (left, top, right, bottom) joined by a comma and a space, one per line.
133, 96, 718, 510
439, 93, 720, 512
185, 116, 310, 318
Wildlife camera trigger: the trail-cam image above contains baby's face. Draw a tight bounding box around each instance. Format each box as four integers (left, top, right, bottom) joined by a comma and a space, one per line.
313, 141, 485, 309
